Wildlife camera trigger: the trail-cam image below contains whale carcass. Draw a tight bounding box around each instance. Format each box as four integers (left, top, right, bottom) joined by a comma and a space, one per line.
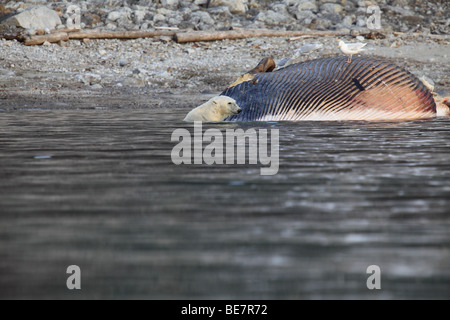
221, 57, 437, 121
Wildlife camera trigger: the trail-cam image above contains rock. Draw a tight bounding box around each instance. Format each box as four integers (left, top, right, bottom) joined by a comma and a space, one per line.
342, 15, 355, 26
310, 17, 332, 30
107, 8, 132, 23
83, 13, 102, 27
153, 14, 166, 24
257, 10, 292, 25
272, 3, 291, 16
285, 0, 318, 13
167, 17, 181, 27
156, 8, 174, 16
388, 6, 415, 17
76, 73, 102, 86
189, 11, 215, 26
208, 6, 232, 17
0, 6, 62, 31
161, 0, 180, 10
105, 23, 117, 30
295, 10, 317, 24
392, 0, 409, 6
356, 16, 366, 27
107, 12, 123, 22
133, 10, 147, 24
194, 0, 209, 5
357, 0, 366, 7
299, 2, 318, 12
91, 84, 103, 90
119, 59, 128, 67
0, 4, 12, 15
158, 36, 172, 43
322, 12, 342, 24
320, 3, 343, 14
210, 0, 247, 15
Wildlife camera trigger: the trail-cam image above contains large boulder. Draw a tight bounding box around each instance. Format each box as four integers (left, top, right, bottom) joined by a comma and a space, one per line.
0, 6, 62, 31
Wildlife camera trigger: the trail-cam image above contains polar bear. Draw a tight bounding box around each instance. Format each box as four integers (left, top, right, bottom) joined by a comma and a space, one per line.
184, 96, 242, 122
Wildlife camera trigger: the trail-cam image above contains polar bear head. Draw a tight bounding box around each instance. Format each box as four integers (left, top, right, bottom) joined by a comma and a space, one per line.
211, 96, 241, 118
184, 96, 242, 122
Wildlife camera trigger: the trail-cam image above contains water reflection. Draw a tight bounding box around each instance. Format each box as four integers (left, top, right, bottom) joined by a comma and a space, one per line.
0, 109, 449, 299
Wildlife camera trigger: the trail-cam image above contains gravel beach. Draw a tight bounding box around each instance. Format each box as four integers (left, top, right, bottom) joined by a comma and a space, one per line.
0, 0, 449, 111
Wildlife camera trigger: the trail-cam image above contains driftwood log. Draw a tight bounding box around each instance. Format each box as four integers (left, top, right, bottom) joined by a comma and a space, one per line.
174, 29, 351, 43
68, 30, 178, 40
18, 28, 448, 46
24, 33, 69, 46
50, 28, 81, 34
23, 30, 180, 45
393, 32, 449, 41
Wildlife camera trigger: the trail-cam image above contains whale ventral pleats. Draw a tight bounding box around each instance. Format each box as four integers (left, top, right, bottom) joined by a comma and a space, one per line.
222, 56, 438, 122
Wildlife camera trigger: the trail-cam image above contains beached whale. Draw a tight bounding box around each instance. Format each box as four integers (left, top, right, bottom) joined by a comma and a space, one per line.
221, 57, 443, 121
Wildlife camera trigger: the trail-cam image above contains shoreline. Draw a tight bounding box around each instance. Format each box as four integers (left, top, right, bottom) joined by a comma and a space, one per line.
1, 35, 449, 111
1, 1, 448, 111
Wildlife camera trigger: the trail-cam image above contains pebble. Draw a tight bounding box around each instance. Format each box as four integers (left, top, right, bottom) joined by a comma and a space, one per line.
320, 3, 343, 15
91, 84, 103, 90
211, 0, 247, 15
119, 59, 128, 67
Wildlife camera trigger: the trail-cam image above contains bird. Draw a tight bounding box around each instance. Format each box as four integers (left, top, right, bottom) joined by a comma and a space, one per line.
296, 43, 323, 57
338, 40, 367, 63
277, 43, 323, 69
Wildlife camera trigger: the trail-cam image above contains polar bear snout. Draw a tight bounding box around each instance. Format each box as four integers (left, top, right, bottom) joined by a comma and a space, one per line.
227, 101, 242, 115
232, 104, 242, 115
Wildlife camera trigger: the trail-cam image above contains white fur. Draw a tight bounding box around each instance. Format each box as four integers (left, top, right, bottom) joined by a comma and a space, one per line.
184, 96, 241, 122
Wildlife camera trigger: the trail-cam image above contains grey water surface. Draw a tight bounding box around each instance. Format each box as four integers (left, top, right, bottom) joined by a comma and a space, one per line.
0, 109, 449, 299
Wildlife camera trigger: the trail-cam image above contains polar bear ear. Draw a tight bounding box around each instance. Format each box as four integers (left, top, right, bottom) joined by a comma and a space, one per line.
211, 99, 218, 105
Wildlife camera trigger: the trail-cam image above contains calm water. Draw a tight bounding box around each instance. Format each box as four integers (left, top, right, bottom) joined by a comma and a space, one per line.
0, 109, 449, 300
